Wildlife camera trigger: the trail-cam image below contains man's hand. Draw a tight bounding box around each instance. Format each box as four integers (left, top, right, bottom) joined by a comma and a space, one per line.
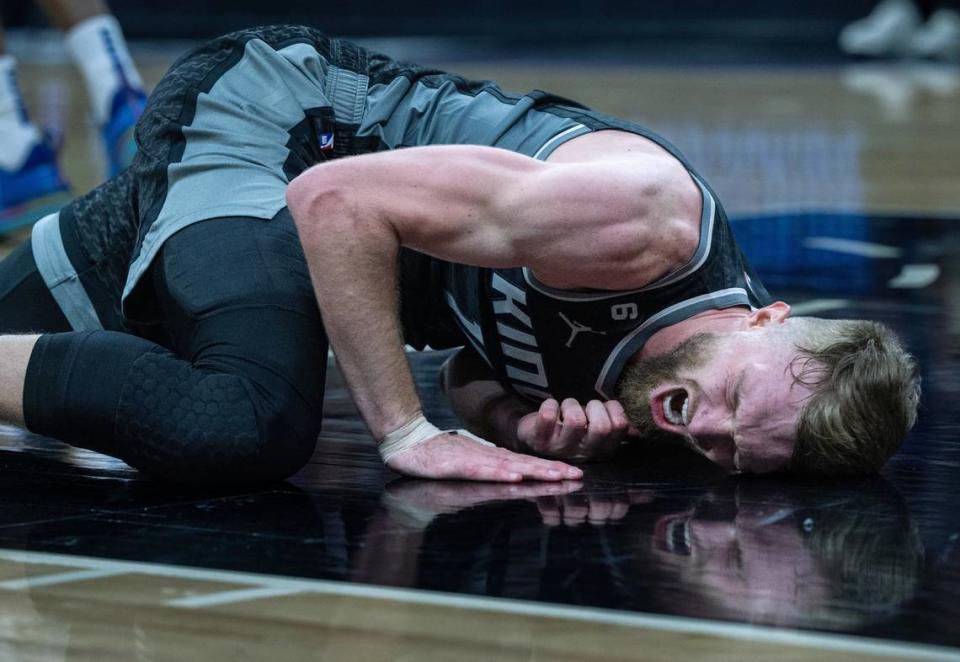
517, 398, 630, 461
386, 431, 584, 482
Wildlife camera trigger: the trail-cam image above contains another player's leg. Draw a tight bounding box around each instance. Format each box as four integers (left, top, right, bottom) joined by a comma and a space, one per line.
910, 0, 960, 58
0, 17, 71, 236
38, 0, 146, 176
839, 0, 922, 56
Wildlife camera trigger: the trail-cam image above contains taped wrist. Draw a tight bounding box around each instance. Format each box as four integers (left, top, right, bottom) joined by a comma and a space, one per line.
378, 413, 495, 464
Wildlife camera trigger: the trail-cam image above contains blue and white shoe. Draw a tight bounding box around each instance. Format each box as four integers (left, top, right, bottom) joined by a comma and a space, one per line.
0, 139, 71, 237
102, 85, 147, 178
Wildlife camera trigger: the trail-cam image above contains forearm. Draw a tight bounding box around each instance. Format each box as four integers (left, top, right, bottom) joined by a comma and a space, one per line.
289, 188, 420, 439
440, 349, 534, 452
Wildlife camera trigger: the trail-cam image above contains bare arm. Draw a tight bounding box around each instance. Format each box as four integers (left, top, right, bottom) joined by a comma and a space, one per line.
286, 145, 697, 479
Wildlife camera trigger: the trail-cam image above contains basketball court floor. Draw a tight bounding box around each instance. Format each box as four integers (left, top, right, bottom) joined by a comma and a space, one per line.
0, 33, 958, 660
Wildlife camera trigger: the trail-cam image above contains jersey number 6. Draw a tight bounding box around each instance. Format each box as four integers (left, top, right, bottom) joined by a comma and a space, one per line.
611, 303, 639, 321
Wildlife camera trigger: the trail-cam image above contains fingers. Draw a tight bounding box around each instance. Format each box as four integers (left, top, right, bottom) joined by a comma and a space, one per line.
517, 397, 632, 462
562, 399, 628, 461
594, 400, 630, 458
581, 400, 612, 453
386, 478, 584, 513
495, 446, 583, 482
604, 400, 630, 435
516, 399, 559, 455
551, 399, 631, 461
505, 480, 583, 499
535, 494, 633, 527
534, 398, 559, 440
388, 432, 583, 483
552, 398, 587, 454
535, 493, 588, 527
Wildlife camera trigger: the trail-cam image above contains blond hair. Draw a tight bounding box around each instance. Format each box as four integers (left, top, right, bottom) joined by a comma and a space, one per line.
786, 318, 920, 476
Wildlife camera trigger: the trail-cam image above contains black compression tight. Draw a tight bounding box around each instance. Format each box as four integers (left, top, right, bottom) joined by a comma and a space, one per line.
1, 213, 329, 484
0, 240, 72, 333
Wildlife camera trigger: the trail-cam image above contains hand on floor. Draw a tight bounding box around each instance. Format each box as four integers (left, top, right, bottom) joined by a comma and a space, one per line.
386, 430, 584, 482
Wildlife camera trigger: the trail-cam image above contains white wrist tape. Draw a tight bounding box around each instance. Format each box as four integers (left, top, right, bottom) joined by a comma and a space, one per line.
378, 413, 495, 464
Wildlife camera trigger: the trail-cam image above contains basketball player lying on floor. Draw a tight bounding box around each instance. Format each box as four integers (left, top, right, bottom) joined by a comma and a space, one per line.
0, 27, 920, 484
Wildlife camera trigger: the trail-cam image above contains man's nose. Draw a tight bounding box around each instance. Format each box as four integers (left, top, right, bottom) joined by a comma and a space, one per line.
688, 408, 735, 467
688, 404, 733, 440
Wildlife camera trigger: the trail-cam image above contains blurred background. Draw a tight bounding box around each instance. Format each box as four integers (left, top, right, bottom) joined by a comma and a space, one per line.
0, 0, 928, 62
0, 3, 958, 657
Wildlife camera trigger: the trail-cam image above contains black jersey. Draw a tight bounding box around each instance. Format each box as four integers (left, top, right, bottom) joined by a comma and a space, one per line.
29, 25, 771, 405
399, 116, 773, 404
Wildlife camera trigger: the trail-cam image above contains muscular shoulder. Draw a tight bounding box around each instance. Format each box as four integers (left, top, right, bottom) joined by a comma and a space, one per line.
518, 153, 703, 291
287, 144, 703, 291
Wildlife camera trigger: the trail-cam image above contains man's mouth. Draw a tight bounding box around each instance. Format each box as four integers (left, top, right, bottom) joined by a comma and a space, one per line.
662, 390, 690, 427
654, 513, 692, 556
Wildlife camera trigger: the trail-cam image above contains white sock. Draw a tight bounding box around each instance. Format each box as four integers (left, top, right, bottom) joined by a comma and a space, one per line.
64, 14, 143, 126
0, 55, 42, 171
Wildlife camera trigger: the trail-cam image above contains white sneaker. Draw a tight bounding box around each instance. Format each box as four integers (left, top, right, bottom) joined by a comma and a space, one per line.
908, 9, 960, 59
839, 0, 922, 56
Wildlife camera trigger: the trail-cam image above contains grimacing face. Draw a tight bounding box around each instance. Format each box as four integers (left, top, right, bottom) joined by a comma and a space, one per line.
619, 329, 816, 474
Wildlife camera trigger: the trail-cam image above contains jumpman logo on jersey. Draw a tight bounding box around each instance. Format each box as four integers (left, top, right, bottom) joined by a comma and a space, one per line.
559, 312, 606, 348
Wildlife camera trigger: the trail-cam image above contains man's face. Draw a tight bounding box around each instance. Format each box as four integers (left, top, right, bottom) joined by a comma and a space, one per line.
650, 494, 829, 625
620, 329, 815, 473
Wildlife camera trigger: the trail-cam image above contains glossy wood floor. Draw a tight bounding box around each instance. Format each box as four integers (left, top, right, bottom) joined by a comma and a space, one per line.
1, 32, 959, 661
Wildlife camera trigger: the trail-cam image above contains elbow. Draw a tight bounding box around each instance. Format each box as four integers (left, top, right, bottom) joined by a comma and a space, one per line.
287, 166, 394, 251
286, 167, 313, 214
286, 167, 346, 242
286, 168, 322, 237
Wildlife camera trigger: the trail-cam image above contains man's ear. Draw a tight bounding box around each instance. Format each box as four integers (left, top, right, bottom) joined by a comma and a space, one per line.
744, 301, 791, 329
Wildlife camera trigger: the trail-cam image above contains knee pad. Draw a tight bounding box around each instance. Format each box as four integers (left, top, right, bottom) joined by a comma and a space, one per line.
117, 349, 318, 483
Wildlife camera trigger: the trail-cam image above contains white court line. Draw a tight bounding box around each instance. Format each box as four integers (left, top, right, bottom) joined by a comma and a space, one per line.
0, 567, 120, 590
167, 586, 305, 608
0, 548, 957, 661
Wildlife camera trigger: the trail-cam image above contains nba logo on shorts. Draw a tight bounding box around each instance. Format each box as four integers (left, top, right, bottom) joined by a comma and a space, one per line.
319, 132, 335, 152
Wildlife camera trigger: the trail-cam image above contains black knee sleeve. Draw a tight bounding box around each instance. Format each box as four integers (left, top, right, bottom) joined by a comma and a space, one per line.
116, 349, 318, 483
24, 331, 319, 484
25, 331, 154, 450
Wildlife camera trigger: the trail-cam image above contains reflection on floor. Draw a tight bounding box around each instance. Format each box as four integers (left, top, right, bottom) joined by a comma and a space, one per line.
1, 208, 959, 654
0, 34, 958, 660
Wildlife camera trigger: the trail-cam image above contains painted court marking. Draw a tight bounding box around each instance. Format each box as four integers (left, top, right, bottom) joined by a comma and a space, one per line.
0, 548, 958, 661
0, 567, 120, 590
168, 585, 306, 608
803, 237, 903, 258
